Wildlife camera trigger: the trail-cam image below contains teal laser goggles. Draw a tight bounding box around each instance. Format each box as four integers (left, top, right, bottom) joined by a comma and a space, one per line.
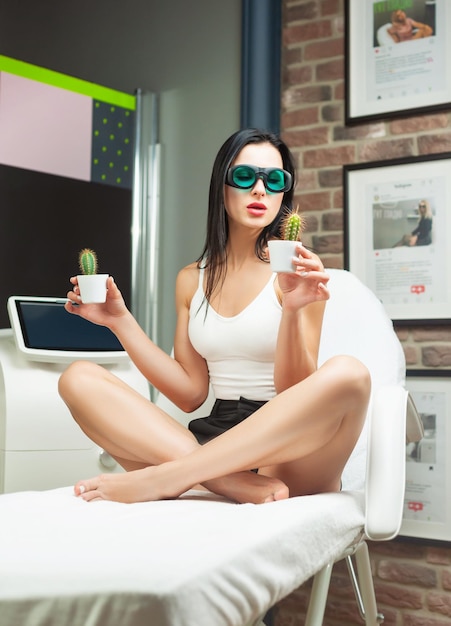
226, 164, 293, 193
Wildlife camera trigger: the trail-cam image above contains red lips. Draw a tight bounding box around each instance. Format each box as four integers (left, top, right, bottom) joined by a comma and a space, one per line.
247, 202, 267, 210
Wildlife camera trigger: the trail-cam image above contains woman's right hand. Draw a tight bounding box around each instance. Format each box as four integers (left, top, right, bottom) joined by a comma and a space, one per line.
64, 275, 130, 329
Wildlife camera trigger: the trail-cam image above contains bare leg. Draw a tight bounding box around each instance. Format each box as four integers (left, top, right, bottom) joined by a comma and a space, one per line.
58, 361, 288, 504
71, 356, 370, 503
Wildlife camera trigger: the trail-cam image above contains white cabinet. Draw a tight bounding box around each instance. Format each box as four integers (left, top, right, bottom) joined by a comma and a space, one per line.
0, 330, 150, 493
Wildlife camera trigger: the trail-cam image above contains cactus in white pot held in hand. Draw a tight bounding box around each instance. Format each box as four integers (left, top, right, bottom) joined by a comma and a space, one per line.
268, 208, 305, 272
76, 248, 109, 303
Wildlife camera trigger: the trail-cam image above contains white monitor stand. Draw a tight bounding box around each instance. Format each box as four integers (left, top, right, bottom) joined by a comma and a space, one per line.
0, 329, 150, 494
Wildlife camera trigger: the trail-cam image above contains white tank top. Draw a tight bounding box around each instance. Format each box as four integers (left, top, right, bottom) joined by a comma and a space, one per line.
188, 267, 282, 401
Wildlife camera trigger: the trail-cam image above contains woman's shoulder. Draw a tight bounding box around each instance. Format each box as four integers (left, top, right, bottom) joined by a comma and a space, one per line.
175, 262, 201, 309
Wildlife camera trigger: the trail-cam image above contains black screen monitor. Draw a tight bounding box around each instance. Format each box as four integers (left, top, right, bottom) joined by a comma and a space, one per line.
7, 296, 127, 363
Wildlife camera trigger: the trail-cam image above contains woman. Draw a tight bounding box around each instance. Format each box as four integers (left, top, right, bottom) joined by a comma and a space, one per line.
388, 9, 433, 43
59, 128, 371, 504
410, 199, 432, 246
394, 199, 433, 247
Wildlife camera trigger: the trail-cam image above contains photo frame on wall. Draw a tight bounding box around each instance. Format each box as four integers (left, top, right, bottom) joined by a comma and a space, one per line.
343, 152, 451, 323
345, 0, 451, 124
400, 373, 451, 543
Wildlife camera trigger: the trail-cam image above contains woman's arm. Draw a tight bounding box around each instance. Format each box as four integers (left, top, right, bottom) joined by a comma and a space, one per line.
273, 248, 329, 393
411, 19, 433, 38
411, 217, 432, 238
65, 266, 209, 412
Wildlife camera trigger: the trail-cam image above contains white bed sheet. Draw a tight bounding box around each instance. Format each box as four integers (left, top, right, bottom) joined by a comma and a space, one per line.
0, 486, 364, 626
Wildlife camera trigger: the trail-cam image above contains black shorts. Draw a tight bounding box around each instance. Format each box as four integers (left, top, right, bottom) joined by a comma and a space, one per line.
188, 396, 267, 445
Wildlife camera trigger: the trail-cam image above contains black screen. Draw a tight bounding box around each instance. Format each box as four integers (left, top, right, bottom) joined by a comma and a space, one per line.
16, 300, 124, 352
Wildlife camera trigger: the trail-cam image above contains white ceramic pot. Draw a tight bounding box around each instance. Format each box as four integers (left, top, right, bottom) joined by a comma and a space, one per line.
267, 240, 299, 273
77, 274, 109, 304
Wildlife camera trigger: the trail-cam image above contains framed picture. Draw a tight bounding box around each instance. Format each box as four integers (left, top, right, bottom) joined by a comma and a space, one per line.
343, 152, 451, 323
345, 0, 451, 124
400, 373, 451, 542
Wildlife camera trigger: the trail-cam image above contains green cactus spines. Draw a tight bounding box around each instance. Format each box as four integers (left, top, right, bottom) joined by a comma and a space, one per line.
281, 210, 304, 241
78, 248, 98, 275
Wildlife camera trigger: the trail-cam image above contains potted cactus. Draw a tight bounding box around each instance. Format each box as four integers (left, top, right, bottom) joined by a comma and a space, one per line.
268, 209, 305, 272
76, 248, 109, 303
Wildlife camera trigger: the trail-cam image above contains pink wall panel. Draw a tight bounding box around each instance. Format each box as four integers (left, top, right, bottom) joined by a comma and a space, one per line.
0, 72, 92, 181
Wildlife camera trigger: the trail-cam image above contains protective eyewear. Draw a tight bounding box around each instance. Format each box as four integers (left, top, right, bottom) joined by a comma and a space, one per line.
226, 164, 293, 193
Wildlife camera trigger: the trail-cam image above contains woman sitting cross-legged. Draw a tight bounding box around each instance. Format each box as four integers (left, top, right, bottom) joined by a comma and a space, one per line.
58, 128, 371, 505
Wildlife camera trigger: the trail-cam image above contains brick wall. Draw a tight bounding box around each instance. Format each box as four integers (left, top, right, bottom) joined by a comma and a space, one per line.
280, 0, 451, 373
276, 0, 451, 624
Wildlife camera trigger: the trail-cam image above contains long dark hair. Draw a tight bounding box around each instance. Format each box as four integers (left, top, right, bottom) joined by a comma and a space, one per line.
196, 128, 296, 304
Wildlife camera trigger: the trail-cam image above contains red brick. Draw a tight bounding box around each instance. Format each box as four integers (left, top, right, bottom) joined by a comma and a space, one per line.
312, 234, 343, 254
421, 346, 451, 368
283, 20, 333, 45
404, 615, 451, 626
301, 213, 319, 232
390, 114, 449, 134
443, 569, 451, 591
296, 170, 317, 191
404, 346, 419, 366
318, 168, 342, 188
370, 540, 426, 560
322, 210, 342, 230
283, 46, 303, 65
333, 15, 345, 35
334, 123, 385, 141
322, 103, 343, 122
358, 138, 414, 162
418, 133, 451, 154
332, 187, 342, 208
284, 64, 313, 86
283, 84, 332, 108
304, 145, 355, 168
321, 0, 340, 17
285, 1, 319, 22
334, 80, 345, 99
316, 58, 344, 81
283, 127, 329, 148
305, 37, 344, 60
428, 592, 451, 618
377, 560, 437, 587
295, 190, 331, 211
413, 327, 451, 342
282, 106, 319, 129
374, 582, 423, 609
394, 327, 409, 341
324, 597, 362, 623
322, 255, 343, 269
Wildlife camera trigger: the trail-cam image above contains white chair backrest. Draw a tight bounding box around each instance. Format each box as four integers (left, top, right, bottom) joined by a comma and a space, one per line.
156, 269, 406, 491
320, 269, 405, 490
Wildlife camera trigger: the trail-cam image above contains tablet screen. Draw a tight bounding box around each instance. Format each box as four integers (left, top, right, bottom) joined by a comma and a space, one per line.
7, 296, 126, 363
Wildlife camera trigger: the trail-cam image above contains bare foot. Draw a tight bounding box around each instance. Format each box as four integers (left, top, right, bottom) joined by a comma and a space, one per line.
74, 464, 185, 503
204, 472, 289, 504
74, 465, 289, 504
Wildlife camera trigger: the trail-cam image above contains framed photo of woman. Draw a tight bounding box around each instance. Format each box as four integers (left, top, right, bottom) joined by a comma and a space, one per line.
343, 152, 451, 323
345, 0, 451, 123
401, 373, 451, 543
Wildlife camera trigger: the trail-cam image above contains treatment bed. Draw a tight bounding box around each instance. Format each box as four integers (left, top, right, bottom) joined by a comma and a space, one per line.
0, 270, 422, 625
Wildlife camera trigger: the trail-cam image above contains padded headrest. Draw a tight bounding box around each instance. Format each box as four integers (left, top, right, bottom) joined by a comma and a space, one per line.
319, 269, 405, 390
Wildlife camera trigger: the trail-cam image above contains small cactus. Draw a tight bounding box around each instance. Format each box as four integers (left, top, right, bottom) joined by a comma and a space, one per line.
78, 248, 98, 275
281, 208, 305, 241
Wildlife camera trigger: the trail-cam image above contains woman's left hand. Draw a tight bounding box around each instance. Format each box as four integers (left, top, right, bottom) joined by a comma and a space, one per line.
277, 244, 330, 310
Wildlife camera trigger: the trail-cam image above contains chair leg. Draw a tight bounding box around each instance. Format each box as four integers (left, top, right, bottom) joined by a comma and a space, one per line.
305, 562, 333, 626
346, 542, 384, 625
